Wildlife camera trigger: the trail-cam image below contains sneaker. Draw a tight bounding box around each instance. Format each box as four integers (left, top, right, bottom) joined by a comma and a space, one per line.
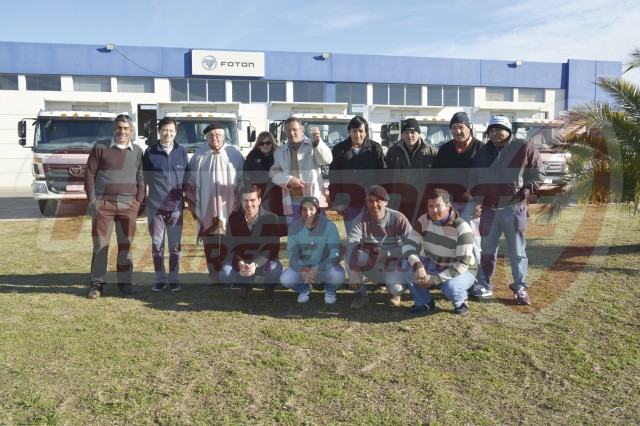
470, 284, 493, 298
454, 302, 469, 315
324, 293, 337, 304
117, 283, 137, 296
514, 288, 531, 305
88, 285, 103, 299
297, 285, 311, 303
405, 300, 436, 314
169, 282, 181, 292
152, 282, 166, 292
388, 294, 402, 306
350, 293, 369, 310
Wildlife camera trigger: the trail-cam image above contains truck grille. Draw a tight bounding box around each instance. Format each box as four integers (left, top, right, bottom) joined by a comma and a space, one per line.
43, 164, 85, 193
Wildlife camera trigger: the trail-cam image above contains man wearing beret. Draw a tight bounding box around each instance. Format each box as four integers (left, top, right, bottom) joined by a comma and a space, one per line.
385, 118, 438, 224
346, 185, 412, 309
185, 123, 244, 283
468, 115, 544, 305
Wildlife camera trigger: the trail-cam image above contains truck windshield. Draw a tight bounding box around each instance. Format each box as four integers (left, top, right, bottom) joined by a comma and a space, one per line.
174, 120, 239, 152
302, 120, 350, 148
34, 119, 114, 153
513, 124, 560, 149
422, 124, 452, 147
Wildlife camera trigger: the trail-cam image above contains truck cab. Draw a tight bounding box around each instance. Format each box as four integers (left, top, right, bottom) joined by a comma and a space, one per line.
18, 110, 119, 216
511, 118, 570, 194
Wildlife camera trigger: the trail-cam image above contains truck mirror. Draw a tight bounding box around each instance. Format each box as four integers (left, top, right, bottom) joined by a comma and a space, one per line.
19, 138, 27, 147
247, 126, 256, 143
380, 124, 389, 146
18, 120, 27, 138
268, 122, 278, 137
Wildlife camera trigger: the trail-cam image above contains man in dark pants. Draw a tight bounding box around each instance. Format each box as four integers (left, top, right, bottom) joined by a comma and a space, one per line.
143, 117, 189, 292
85, 114, 145, 298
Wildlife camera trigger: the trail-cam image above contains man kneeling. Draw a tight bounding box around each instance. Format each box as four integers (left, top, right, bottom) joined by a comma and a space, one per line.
402, 188, 477, 315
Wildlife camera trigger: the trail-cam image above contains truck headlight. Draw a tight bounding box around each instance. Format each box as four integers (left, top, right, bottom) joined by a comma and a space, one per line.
32, 182, 48, 194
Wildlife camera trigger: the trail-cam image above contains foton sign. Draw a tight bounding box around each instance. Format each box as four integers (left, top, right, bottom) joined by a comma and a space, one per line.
191, 50, 265, 77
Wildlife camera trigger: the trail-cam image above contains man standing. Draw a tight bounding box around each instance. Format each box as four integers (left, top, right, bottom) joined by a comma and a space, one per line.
281, 196, 345, 304
468, 116, 544, 305
85, 114, 144, 298
346, 185, 412, 309
403, 188, 477, 315
328, 115, 386, 233
270, 117, 333, 224
185, 123, 244, 283
143, 117, 189, 292
433, 111, 484, 263
385, 118, 438, 224
219, 185, 283, 300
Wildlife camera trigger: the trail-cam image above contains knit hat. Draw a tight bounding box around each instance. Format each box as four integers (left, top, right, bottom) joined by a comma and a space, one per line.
367, 185, 390, 201
300, 196, 320, 211
203, 123, 226, 135
487, 116, 512, 134
450, 112, 471, 129
401, 118, 421, 134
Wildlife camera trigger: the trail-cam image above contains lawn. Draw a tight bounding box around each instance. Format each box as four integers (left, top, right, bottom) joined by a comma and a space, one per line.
0, 204, 638, 425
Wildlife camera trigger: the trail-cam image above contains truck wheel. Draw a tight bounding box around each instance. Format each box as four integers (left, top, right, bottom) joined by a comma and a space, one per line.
38, 200, 58, 217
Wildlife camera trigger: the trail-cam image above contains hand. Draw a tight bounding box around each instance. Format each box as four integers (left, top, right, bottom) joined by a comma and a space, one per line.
310, 126, 321, 143
287, 176, 305, 190
239, 261, 256, 277
472, 204, 482, 219
333, 204, 345, 216
348, 270, 363, 290
301, 266, 318, 284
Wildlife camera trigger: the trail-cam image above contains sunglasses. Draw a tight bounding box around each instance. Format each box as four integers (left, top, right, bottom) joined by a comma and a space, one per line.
258, 140, 272, 146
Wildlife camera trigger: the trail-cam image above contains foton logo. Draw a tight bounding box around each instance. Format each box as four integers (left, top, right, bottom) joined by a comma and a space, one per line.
192, 50, 264, 77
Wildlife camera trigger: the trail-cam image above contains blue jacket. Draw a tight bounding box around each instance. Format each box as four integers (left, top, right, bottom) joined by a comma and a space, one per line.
142, 142, 189, 211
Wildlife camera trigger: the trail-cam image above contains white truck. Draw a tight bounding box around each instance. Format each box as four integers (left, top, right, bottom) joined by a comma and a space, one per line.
511, 118, 570, 194
147, 102, 256, 157
18, 109, 123, 216
269, 113, 353, 178
380, 115, 453, 150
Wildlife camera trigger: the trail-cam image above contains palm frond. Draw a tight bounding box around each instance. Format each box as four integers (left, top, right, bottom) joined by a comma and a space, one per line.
623, 47, 640, 73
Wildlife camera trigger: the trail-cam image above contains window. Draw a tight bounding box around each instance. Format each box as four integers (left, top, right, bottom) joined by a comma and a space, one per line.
0, 74, 18, 90
518, 88, 545, 103
73, 76, 111, 92
336, 83, 367, 113
373, 84, 421, 105
230, 80, 286, 103
170, 79, 227, 102
117, 77, 154, 93
293, 81, 325, 102
486, 87, 513, 102
428, 85, 473, 107
26, 75, 61, 91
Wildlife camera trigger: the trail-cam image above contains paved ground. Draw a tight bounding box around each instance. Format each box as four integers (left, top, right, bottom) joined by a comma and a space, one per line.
0, 186, 88, 220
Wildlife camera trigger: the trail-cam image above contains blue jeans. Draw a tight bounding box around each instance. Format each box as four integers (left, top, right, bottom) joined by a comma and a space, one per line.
219, 259, 283, 288
405, 257, 475, 308
280, 264, 345, 296
477, 204, 529, 291
147, 208, 183, 284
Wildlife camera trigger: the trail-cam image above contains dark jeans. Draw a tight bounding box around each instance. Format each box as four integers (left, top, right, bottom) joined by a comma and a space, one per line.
147, 208, 183, 284
90, 199, 139, 286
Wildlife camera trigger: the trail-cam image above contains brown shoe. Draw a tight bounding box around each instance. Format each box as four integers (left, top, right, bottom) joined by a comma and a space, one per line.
239, 286, 252, 300
350, 294, 369, 310
264, 287, 275, 300
388, 295, 402, 306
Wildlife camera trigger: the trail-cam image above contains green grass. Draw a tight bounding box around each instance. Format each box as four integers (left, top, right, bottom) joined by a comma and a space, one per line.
0, 206, 639, 424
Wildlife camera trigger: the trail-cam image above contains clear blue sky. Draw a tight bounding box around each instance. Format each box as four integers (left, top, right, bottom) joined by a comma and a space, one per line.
2, 0, 639, 83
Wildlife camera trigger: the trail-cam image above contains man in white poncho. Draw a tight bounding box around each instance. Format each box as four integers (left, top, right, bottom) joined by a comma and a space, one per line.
185, 123, 244, 282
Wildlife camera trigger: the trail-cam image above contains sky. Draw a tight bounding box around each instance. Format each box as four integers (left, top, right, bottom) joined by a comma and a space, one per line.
2, 0, 639, 84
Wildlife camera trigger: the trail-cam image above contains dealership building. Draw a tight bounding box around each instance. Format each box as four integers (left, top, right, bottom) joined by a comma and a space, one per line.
0, 41, 621, 189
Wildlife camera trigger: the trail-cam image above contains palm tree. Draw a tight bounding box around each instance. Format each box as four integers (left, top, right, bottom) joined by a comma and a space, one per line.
541, 48, 640, 219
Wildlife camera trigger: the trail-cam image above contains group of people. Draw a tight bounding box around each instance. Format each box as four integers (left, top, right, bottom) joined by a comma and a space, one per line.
84, 111, 544, 315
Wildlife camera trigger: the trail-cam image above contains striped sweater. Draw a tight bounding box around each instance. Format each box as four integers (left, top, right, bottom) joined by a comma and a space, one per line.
402, 209, 477, 284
